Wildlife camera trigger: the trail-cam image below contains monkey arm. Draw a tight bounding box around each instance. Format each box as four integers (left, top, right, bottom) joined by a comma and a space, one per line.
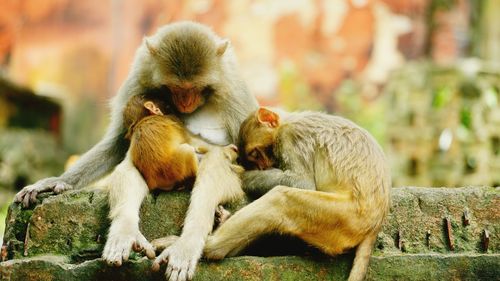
242, 168, 316, 197
14, 76, 143, 207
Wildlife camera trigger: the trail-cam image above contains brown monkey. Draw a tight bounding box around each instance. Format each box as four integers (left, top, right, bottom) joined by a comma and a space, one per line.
203, 107, 391, 281
123, 94, 200, 191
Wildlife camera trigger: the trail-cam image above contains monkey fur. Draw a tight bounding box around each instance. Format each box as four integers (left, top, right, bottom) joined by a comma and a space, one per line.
123, 94, 199, 191
203, 107, 391, 281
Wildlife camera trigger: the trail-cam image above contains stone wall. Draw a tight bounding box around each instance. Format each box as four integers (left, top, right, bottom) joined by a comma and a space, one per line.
1, 186, 498, 280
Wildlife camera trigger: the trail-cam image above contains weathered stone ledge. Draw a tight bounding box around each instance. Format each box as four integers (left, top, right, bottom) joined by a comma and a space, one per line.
1, 253, 498, 281
1, 186, 499, 280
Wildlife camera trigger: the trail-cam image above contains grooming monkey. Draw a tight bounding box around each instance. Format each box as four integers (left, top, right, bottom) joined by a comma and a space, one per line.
201, 107, 391, 281
15, 21, 257, 281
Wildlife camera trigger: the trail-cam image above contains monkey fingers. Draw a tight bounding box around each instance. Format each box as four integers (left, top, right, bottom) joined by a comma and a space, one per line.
102, 234, 134, 267
103, 231, 154, 266
152, 238, 201, 281
132, 233, 156, 259
53, 181, 73, 194
14, 177, 70, 208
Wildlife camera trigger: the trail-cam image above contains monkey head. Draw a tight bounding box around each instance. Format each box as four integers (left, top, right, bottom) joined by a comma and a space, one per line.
144, 22, 229, 114
238, 107, 280, 170
123, 93, 172, 139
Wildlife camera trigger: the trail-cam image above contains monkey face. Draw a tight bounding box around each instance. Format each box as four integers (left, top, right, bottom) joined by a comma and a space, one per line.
244, 145, 275, 170
237, 107, 280, 170
238, 110, 279, 170
169, 84, 212, 113
144, 23, 227, 115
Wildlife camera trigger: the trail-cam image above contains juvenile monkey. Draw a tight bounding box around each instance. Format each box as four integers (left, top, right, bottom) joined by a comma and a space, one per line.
203, 107, 391, 281
123, 93, 201, 191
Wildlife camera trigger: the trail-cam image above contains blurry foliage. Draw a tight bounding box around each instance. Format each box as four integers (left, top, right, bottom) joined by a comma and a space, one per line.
0, 129, 66, 190
333, 81, 387, 145
63, 97, 108, 155
384, 60, 500, 187
278, 61, 323, 112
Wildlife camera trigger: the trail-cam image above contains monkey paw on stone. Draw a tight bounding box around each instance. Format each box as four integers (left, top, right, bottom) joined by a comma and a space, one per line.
215, 205, 231, 227
14, 177, 73, 208
102, 231, 155, 267
152, 237, 203, 281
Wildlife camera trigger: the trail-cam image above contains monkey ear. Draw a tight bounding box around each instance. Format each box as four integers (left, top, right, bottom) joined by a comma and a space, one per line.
144, 39, 158, 56
257, 107, 280, 128
216, 40, 229, 56
144, 101, 163, 115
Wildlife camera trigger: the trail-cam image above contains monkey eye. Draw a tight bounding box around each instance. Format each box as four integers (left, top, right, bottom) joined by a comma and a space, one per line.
202, 86, 214, 96
249, 149, 259, 159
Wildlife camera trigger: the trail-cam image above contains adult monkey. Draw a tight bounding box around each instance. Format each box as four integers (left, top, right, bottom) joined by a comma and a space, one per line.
14, 21, 257, 280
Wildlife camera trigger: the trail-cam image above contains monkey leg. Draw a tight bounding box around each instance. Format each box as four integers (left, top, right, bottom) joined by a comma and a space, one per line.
153, 147, 244, 281
102, 153, 155, 266
204, 185, 361, 259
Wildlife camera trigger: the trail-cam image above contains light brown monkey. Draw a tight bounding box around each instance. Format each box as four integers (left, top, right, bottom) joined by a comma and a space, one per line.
123, 93, 200, 191
203, 107, 391, 281
98, 22, 257, 281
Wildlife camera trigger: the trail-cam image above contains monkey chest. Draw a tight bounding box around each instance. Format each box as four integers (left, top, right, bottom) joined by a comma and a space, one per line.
183, 107, 230, 145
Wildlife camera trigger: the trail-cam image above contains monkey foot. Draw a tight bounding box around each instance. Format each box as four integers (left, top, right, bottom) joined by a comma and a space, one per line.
14, 177, 73, 208
152, 237, 203, 281
102, 231, 155, 267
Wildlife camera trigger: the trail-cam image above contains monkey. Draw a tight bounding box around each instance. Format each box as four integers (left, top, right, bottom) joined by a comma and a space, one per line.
122, 93, 201, 191
200, 107, 391, 281
12, 21, 256, 281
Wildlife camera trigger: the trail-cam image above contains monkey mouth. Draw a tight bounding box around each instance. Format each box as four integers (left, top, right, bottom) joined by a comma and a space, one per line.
178, 104, 197, 113
171, 88, 201, 113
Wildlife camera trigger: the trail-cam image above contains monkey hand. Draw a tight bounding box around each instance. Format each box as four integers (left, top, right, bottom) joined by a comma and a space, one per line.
151, 235, 179, 254
152, 237, 203, 281
215, 205, 231, 227
14, 177, 73, 208
102, 229, 155, 267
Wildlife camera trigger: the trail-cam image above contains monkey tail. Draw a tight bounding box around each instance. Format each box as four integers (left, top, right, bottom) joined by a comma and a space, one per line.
347, 233, 377, 281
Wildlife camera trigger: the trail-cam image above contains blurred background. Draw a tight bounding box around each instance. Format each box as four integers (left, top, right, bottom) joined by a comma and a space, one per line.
0, 0, 499, 237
